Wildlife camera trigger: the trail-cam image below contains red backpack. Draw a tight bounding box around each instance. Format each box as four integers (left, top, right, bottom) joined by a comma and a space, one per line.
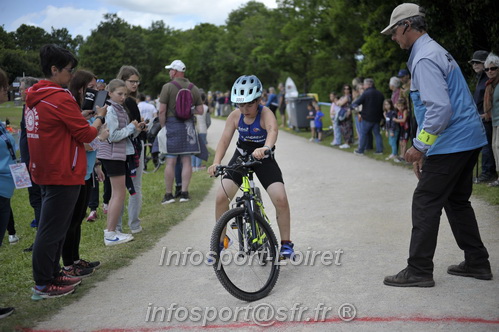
170, 80, 194, 120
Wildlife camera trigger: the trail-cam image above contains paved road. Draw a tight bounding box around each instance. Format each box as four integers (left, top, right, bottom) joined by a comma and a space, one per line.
36, 118, 498, 331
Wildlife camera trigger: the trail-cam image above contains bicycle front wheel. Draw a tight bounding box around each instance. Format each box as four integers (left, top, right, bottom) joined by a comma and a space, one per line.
210, 207, 280, 302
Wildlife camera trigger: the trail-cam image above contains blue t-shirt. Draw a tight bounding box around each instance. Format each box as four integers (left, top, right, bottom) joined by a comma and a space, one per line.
314, 110, 324, 128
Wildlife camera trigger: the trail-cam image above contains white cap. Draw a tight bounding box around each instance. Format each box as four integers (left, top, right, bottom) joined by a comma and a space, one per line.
381, 3, 425, 35
165, 60, 186, 72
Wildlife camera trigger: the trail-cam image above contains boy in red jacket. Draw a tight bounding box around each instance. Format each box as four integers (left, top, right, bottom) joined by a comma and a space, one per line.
25, 44, 106, 298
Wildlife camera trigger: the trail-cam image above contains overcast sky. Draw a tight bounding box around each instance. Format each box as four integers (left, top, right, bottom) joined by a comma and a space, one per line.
0, 0, 278, 38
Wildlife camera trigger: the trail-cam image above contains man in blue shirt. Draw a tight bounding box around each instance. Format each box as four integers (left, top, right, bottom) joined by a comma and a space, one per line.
381, 3, 492, 287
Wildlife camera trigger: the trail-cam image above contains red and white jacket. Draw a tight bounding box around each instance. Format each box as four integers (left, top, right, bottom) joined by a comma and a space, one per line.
25, 80, 97, 185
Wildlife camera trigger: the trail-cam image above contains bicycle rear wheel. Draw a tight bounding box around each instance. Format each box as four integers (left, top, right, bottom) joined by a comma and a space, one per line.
210, 207, 280, 302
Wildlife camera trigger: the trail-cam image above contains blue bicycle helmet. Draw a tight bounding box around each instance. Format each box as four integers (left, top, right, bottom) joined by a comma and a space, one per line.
230, 75, 263, 103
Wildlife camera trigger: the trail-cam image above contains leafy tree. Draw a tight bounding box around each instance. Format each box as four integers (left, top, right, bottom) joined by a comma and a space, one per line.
141, 20, 182, 96
50, 27, 79, 54
0, 26, 16, 50
0, 49, 41, 82
78, 14, 148, 82
14, 24, 52, 52
176, 23, 223, 92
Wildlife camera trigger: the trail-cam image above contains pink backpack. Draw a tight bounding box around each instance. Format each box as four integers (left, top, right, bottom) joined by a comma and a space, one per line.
171, 81, 194, 120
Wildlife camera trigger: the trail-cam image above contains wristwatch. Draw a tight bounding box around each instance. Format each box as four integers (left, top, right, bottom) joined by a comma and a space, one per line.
95, 116, 105, 124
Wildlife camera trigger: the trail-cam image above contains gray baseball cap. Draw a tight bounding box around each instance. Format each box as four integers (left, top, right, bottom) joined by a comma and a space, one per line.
381, 3, 425, 35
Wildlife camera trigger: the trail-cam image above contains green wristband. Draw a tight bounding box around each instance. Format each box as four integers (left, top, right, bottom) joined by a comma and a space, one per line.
417, 129, 437, 145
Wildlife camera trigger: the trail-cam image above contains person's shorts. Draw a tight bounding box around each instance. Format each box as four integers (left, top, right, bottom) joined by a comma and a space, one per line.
316, 126, 323, 133
166, 154, 193, 158
100, 159, 126, 177
223, 149, 284, 190
399, 127, 409, 141
278, 105, 286, 116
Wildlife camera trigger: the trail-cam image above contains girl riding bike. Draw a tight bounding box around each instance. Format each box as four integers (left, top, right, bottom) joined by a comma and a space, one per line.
207, 75, 295, 259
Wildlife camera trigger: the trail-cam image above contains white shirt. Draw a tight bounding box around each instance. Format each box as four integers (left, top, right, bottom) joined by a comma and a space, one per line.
138, 101, 157, 122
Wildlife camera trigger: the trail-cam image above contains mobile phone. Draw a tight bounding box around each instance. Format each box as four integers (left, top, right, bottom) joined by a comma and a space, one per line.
94, 91, 110, 110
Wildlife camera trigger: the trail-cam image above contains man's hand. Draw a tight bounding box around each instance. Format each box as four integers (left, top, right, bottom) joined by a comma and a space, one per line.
405, 147, 424, 179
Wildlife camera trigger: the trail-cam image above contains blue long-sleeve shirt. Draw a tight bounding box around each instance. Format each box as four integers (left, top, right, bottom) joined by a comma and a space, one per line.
266, 93, 279, 108
408, 33, 486, 155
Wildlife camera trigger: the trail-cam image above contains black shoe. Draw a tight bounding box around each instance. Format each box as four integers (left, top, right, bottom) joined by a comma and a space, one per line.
447, 261, 492, 280
0, 307, 14, 319
161, 193, 175, 205
23, 243, 34, 252
179, 191, 190, 202
384, 268, 435, 287
474, 173, 498, 184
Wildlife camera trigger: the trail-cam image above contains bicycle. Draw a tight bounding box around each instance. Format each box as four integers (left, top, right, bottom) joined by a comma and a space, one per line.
210, 152, 280, 301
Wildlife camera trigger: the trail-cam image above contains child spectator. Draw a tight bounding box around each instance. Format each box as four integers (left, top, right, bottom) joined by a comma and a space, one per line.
393, 97, 410, 162
383, 99, 399, 160
314, 105, 324, 142
97, 79, 144, 246
329, 92, 342, 146
306, 101, 317, 141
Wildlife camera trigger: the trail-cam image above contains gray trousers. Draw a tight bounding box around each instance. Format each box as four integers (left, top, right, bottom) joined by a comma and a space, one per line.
117, 141, 144, 232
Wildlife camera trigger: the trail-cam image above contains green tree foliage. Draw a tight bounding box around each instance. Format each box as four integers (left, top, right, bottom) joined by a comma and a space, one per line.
78, 14, 148, 83
14, 24, 52, 52
1, 1, 497, 100
140, 21, 182, 95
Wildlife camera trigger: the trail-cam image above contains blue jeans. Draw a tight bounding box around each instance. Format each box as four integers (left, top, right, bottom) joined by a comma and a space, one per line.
388, 129, 399, 155
332, 118, 342, 145
357, 120, 383, 153
192, 133, 207, 167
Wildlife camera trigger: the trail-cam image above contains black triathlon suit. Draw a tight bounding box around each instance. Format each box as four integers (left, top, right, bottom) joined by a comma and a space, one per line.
224, 105, 283, 189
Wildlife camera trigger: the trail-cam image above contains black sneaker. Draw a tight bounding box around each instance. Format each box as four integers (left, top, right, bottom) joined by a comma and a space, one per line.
179, 191, 190, 202
447, 261, 492, 280
384, 268, 435, 287
62, 265, 94, 279
474, 173, 498, 184
75, 259, 101, 270
161, 193, 175, 205
0, 307, 14, 319
23, 243, 34, 252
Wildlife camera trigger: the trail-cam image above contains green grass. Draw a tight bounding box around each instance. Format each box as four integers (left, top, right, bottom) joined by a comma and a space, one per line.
0, 147, 216, 331
0, 102, 23, 128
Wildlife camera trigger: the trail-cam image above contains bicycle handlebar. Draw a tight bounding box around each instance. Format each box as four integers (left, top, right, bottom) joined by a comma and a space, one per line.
214, 149, 271, 177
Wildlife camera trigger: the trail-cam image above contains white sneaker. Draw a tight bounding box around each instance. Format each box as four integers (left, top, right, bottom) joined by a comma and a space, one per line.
339, 144, 350, 149
9, 235, 19, 244
104, 231, 134, 246
106, 229, 134, 239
